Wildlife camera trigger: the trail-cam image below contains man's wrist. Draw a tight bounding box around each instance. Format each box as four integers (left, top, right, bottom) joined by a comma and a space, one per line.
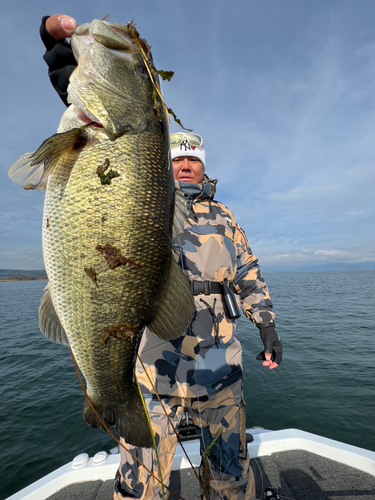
257, 321, 275, 330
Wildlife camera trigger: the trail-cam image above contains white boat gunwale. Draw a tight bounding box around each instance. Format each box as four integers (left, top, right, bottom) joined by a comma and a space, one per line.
6, 428, 375, 500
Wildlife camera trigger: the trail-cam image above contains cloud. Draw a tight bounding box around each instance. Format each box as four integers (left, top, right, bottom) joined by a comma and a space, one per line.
260, 245, 375, 266
0, 248, 44, 270
1, 1, 375, 270
314, 249, 351, 258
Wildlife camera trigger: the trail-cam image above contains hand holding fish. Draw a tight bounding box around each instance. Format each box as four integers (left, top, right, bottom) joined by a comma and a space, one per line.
45, 14, 77, 39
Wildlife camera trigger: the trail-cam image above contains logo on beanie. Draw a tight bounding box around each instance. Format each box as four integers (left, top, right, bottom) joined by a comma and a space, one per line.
180, 138, 196, 151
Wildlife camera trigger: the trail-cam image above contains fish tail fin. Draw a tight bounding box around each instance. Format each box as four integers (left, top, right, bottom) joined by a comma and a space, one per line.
83, 389, 153, 448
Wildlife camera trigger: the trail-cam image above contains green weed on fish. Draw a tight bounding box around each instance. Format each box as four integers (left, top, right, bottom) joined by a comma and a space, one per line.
84, 267, 98, 287
127, 21, 191, 131
155, 69, 174, 82
98, 169, 120, 185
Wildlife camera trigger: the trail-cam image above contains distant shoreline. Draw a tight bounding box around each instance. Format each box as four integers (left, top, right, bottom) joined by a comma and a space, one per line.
0, 276, 48, 282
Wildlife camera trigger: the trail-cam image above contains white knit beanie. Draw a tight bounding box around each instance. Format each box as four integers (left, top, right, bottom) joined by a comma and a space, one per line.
170, 140, 206, 169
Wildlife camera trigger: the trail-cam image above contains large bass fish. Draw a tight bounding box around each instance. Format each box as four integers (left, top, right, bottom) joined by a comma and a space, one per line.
9, 20, 195, 447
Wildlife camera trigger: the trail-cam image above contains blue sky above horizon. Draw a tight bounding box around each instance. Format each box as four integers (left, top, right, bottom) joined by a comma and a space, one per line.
1, 0, 375, 271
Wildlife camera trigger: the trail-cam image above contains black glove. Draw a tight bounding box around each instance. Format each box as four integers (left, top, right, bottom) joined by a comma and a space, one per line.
256, 322, 282, 365
40, 16, 77, 106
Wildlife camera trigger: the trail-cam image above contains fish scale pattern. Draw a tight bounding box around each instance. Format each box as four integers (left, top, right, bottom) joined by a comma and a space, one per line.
42, 132, 173, 407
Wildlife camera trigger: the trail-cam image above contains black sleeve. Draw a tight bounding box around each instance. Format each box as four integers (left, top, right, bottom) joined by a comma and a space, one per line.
40, 16, 77, 106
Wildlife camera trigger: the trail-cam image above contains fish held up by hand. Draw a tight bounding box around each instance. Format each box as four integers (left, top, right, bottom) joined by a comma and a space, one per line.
8, 19, 195, 447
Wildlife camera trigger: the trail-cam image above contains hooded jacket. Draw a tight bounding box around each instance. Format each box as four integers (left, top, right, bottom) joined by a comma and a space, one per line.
136, 176, 275, 399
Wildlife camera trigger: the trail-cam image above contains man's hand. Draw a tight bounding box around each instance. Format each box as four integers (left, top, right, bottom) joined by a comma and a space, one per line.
256, 323, 282, 370
45, 15, 77, 40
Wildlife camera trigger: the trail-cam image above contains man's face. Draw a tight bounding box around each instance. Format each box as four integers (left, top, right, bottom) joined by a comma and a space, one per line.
172, 156, 204, 184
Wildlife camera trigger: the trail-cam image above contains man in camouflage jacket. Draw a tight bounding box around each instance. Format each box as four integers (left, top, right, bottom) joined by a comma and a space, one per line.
40, 15, 283, 500
115, 140, 282, 500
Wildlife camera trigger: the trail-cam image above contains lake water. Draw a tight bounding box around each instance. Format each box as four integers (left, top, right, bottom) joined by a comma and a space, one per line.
1, 271, 375, 499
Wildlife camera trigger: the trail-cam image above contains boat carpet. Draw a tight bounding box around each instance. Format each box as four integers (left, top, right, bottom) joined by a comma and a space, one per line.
46, 450, 375, 500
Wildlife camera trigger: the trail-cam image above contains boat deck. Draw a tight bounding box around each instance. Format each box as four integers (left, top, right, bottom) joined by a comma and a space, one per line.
45, 449, 375, 500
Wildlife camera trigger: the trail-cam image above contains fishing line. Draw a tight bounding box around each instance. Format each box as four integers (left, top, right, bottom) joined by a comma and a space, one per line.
129, 25, 191, 132
137, 355, 203, 488
202, 428, 223, 500
136, 378, 165, 500
70, 348, 186, 500
132, 35, 169, 128
195, 396, 225, 500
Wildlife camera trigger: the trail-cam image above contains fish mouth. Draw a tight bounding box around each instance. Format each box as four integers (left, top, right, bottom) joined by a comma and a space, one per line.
68, 82, 130, 136
68, 20, 155, 139
76, 107, 104, 128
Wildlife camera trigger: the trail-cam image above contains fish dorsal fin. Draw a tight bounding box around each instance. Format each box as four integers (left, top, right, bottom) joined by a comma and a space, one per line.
148, 257, 195, 340
39, 284, 70, 347
8, 128, 88, 191
173, 188, 197, 239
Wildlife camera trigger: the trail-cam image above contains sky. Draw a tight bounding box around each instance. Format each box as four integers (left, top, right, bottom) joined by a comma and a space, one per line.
1, 0, 375, 271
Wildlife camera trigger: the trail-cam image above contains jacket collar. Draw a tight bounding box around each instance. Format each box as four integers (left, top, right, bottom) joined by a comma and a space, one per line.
175, 174, 217, 201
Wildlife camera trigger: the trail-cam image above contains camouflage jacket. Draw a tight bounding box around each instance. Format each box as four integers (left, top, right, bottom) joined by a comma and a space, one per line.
136, 176, 275, 398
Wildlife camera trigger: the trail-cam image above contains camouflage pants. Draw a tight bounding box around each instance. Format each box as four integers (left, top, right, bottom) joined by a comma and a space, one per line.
114, 380, 255, 500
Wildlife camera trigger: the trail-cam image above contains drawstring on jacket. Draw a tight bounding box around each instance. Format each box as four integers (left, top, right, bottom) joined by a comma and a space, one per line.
199, 298, 220, 347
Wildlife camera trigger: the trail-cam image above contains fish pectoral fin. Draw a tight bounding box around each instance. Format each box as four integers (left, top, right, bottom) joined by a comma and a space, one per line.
38, 284, 70, 347
8, 152, 47, 191
8, 128, 88, 191
148, 258, 195, 340
173, 188, 197, 238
